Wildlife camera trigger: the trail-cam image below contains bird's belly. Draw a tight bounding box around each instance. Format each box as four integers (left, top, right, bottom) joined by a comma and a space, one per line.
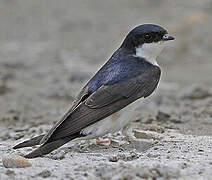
80, 99, 142, 139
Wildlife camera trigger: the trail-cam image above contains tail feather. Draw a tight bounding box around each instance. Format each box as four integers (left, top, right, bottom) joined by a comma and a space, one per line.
13, 131, 84, 159
13, 134, 45, 149
14, 133, 84, 159
24, 136, 73, 159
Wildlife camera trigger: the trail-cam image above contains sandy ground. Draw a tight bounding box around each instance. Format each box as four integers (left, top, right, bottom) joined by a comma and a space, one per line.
0, 0, 212, 179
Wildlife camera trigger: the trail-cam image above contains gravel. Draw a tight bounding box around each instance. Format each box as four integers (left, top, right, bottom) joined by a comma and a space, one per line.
0, 0, 212, 179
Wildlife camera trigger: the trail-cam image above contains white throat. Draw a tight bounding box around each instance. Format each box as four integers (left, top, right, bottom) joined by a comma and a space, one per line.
135, 41, 165, 66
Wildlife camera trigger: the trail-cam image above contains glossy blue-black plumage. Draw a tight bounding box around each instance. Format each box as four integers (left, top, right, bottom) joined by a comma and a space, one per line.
13, 24, 168, 159
121, 24, 168, 49
87, 48, 153, 94
129, 24, 167, 35
86, 24, 167, 94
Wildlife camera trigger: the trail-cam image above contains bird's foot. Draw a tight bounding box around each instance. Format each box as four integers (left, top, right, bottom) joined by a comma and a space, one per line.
96, 137, 111, 145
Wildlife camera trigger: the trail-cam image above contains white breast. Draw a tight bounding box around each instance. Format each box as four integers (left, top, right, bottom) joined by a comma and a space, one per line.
80, 99, 141, 139
135, 41, 165, 66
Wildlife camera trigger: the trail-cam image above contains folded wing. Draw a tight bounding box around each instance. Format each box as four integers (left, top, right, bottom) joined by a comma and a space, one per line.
42, 65, 161, 144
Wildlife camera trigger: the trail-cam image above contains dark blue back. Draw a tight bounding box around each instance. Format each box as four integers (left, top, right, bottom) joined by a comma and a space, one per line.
87, 48, 153, 94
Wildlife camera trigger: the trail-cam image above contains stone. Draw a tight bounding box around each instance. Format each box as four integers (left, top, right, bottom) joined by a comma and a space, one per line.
2, 155, 32, 168
156, 111, 171, 122
110, 139, 121, 147
202, 106, 212, 117
5, 169, 15, 176
108, 156, 119, 162
38, 170, 51, 178
133, 130, 162, 140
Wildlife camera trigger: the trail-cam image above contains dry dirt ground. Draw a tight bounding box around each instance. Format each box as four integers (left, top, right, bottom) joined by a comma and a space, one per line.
0, 0, 212, 179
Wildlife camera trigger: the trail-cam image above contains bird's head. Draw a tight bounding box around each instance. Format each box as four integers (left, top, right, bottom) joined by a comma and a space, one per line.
121, 24, 174, 62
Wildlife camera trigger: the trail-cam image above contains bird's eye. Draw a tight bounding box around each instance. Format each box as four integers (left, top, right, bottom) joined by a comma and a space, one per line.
163, 34, 168, 39
144, 34, 151, 40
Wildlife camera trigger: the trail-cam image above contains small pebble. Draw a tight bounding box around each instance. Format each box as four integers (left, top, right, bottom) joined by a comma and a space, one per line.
110, 139, 120, 147
134, 130, 161, 140
146, 125, 165, 133
2, 155, 32, 168
202, 106, 212, 117
5, 169, 15, 176
38, 170, 51, 178
109, 156, 119, 162
48, 151, 66, 160
134, 130, 152, 139
198, 148, 204, 152
156, 111, 171, 122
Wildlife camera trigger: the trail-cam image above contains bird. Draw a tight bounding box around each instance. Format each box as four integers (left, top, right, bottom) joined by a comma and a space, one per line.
13, 24, 174, 158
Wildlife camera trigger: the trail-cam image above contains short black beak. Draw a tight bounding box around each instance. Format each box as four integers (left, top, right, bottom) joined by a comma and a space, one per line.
163, 34, 175, 41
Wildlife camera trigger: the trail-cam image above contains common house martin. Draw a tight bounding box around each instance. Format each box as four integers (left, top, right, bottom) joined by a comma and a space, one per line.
14, 24, 174, 158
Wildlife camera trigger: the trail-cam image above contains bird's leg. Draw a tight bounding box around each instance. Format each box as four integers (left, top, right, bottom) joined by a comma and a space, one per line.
96, 114, 118, 145
96, 137, 111, 145
122, 124, 134, 142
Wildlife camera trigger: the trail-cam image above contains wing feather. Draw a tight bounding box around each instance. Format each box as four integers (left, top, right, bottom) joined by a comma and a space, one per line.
40, 85, 90, 144
42, 66, 161, 144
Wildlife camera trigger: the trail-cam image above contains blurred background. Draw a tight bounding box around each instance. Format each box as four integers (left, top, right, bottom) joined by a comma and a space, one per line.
0, 0, 212, 127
